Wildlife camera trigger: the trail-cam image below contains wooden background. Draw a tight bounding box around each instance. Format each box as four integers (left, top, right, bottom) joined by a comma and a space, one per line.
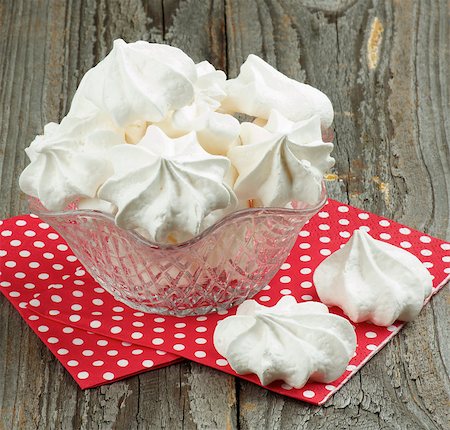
1, 0, 449, 429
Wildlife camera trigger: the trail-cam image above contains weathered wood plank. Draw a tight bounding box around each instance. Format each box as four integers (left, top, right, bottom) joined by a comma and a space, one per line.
0, 0, 449, 429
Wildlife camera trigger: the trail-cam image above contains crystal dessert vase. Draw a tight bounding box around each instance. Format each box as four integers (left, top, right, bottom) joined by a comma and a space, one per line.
29, 186, 326, 316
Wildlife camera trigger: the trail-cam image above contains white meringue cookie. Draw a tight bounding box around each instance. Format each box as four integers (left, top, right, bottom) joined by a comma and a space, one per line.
157, 61, 240, 155
19, 114, 124, 211
228, 111, 332, 207
98, 126, 237, 243
214, 296, 356, 388
313, 229, 433, 326
222, 54, 334, 127
69, 39, 196, 127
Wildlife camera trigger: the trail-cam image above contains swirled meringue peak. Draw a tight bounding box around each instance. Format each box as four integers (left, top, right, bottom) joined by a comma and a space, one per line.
222, 54, 334, 128
19, 114, 124, 211
213, 296, 356, 388
69, 39, 196, 127
313, 229, 433, 326
228, 110, 333, 207
98, 126, 237, 244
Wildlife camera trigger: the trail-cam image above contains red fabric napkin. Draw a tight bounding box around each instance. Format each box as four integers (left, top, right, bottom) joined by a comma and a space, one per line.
1, 199, 449, 405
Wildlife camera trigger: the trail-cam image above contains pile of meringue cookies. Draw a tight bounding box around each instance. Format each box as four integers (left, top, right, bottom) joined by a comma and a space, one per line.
214, 229, 433, 389
19, 39, 334, 244
19, 39, 434, 391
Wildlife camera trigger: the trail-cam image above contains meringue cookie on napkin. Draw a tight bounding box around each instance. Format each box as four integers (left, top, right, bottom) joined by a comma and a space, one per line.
222, 54, 334, 128
19, 114, 124, 211
313, 229, 433, 326
213, 296, 356, 388
69, 39, 197, 127
228, 111, 333, 207
98, 126, 237, 244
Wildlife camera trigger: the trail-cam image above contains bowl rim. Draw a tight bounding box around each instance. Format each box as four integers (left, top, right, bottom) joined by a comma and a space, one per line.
29, 182, 327, 250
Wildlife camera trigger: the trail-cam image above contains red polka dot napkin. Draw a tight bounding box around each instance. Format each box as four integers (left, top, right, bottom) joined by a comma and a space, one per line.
1, 199, 449, 405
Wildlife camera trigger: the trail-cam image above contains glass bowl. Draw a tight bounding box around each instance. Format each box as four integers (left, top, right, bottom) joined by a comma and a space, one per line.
28, 185, 327, 316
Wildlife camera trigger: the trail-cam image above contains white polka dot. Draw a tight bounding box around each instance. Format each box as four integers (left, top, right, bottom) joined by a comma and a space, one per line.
174, 333, 186, 339
33, 241, 45, 248
280, 289, 292, 295
67, 360, 79, 367
440, 243, 450, 250
133, 312, 144, 317
259, 296, 271, 302
319, 236, 331, 243
28, 315, 39, 321
318, 211, 329, 218
300, 268, 311, 275
299, 255, 311, 262
113, 306, 124, 312
152, 338, 164, 345
325, 385, 335, 391
92, 299, 103, 306
73, 280, 85, 286
28, 262, 40, 269
47, 233, 59, 240
194, 351, 206, 358
320, 249, 332, 256
90, 320, 101, 329
0, 281, 11, 287
51, 295, 62, 303
338, 206, 349, 212
299, 243, 311, 250
300, 281, 312, 289
173, 344, 185, 351
52, 264, 64, 270
299, 230, 310, 237
358, 213, 370, 220
107, 350, 118, 356
71, 304, 82, 311
424, 262, 434, 268
420, 249, 432, 256
49, 310, 60, 316
38, 273, 49, 280
69, 315, 81, 322
365, 331, 377, 338
444, 268, 450, 274
57, 244, 68, 251
72, 338, 84, 345
10, 240, 21, 247
175, 322, 187, 328
216, 359, 228, 367
419, 236, 431, 243
14, 272, 26, 279
15, 220, 27, 226
1, 230, 12, 236
5, 261, 16, 268
63, 327, 74, 334
72, 291, 83, 297
442, 256, 450, 263
29, 299, 40, 307
82, 350, 94, 357
319, 224, 330, 231
359, 226, 371, 233
400, 241, 412, 248
49, 284, 63, 289
399, 227, 411, 235
132, 321, 144, 328
303, 390, 316, 398
19, 250, 31, 257
57, 348, 69, 355
24, 230, 36, 237
110, 326, 122, 334
96, 340, 108, 346
38, 325, 49, 332
217, 309, 229, 315
339, 231, 351, 238
38, 222, 50, 229
93, 361, 104, 367
366, 344, 377, 351
280, 263, 291, 270
66, 255, 78, 262
301, 295, 313, 301
379, 233, 391, 240
75, 269, 85, 276
387, 325, 398, 332
156, 350, 167, 355
338, 219, 350, 226
346, 365, 357, 371
43, 253, 54, 259
153, 327, 164, 333
132, 349, 143, 355
103, 372, 114, 381
8, 291, 20, 298
117, 359, 129, 367
111, 316, 123, 321
132, 332, 144, 339
279, 275, 291, 283
195, 338, 207, 344
142, 360, 154, 368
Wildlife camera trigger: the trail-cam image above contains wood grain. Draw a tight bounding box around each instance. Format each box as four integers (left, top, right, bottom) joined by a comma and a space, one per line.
0, 0, 449, 429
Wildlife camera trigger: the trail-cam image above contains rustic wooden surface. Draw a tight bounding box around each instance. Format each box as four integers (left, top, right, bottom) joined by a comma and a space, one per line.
0, 0, 449, 429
